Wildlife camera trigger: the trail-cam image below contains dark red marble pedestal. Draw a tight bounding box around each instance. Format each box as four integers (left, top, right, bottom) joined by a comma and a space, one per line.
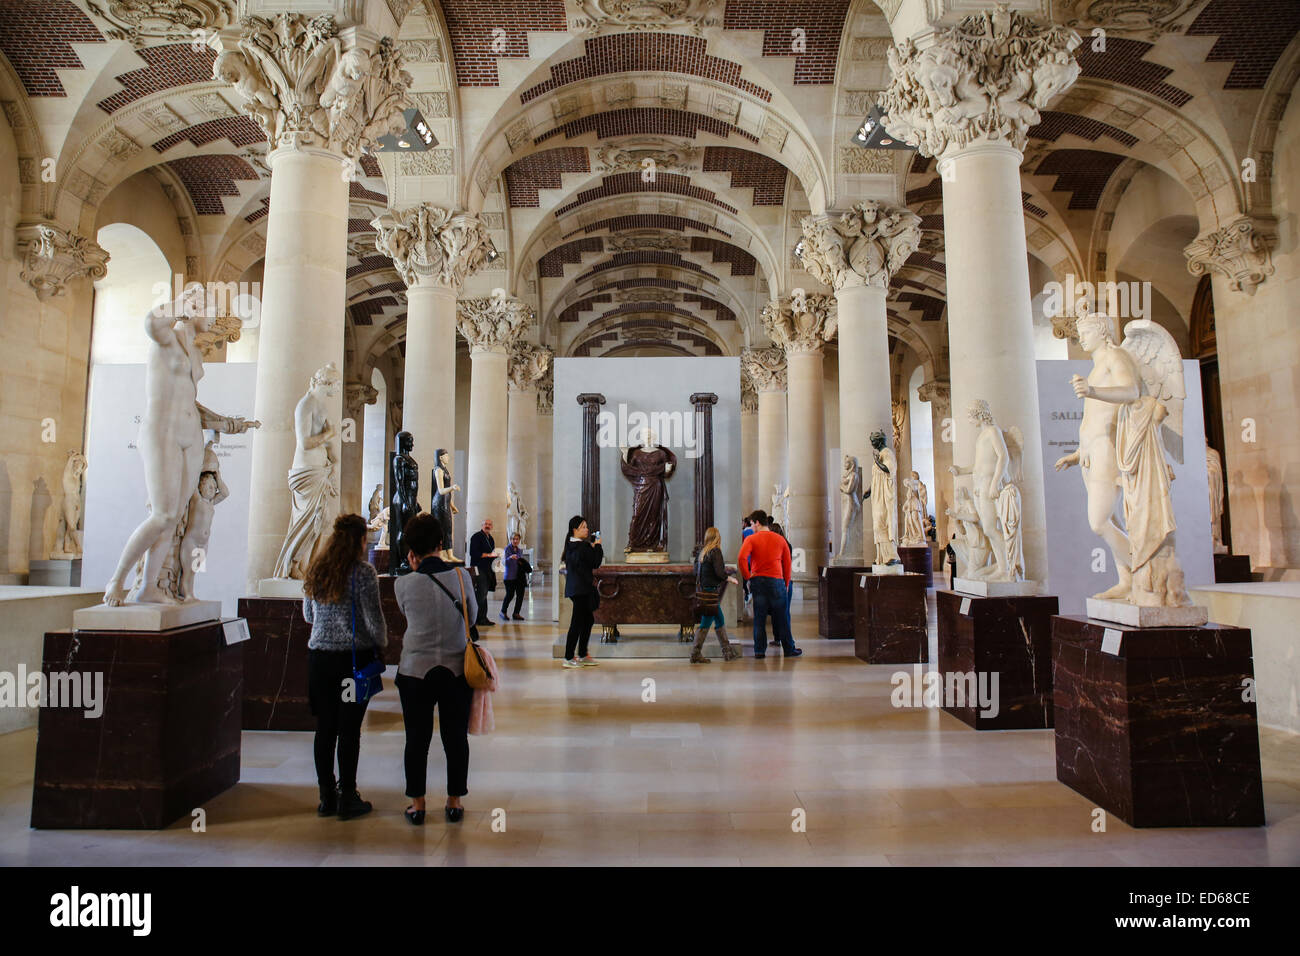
937, 590, 1058, 729
1052, 615, 1264, 828
31, 621, 242, 829
819, 565, 870, 638
237, 596, 313, 731
898, 546, 934, 588
852, 572, 928, 664
378, 574, 408, 665
1213, 553, 1252, 583
368, 547, 390, 575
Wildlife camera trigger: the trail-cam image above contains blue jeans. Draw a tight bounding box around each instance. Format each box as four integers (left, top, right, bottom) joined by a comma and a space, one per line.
749, 576, 795, 655
699, 606, 725, 631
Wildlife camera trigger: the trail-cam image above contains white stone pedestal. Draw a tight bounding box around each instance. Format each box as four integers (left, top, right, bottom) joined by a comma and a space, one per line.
258, 577, 305, 598
871, 563, 905, 575
73, 600, 222, 632
626, 551, 670, 564
953, 578, 1041, 597
1085, 598, 1209, 628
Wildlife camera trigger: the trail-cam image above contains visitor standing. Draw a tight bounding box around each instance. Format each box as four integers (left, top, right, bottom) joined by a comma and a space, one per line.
769, 520, 795, 637
468, 518, 497, 627
302, 514, 387, 820
691, 526, 740, 662
736, 510, 801, 659
499, 532, 527, 620
562, 515, 604, 667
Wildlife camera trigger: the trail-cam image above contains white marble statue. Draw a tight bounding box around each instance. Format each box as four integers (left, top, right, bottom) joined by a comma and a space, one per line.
52, 450, 88, 558
272, 363, 342, 580
946, 487, 992, 577
507, 481, 529, 546
950, 399, 1025, 582
104, 285, 259, 606
1207, 446, 1227, 554
177, 442, 228, 601
867, 430, 901, 565
838, 455, 863, 559
1055, 313, 1193, 609
901, 471, 928, 548
367, 483, 383, 524
368, 506, 390, 550
770, 482, 791, 530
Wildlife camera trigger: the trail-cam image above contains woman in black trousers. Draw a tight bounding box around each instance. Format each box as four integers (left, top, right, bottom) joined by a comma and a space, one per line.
561, 515, 604, 668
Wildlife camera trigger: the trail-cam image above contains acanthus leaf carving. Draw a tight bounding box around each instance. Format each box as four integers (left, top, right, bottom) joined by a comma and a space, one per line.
761, 293, 837, 355
799, 200, 922, 291
740, 345, 787, 393
508, 342, 553, 391
1184, 216, 1275, 295
457, 291, 535, 354
18, 224, 111, 300
371, 204, 494, 289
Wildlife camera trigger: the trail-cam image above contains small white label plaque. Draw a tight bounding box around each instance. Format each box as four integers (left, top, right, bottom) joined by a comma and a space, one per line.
821, 567, 827, 577
223, 618, 250, 646
1101, 628, 1122, 656
959, 597, 972, 616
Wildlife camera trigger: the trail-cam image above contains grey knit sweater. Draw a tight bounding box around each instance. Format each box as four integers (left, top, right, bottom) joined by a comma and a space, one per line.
302, 561, 388, 653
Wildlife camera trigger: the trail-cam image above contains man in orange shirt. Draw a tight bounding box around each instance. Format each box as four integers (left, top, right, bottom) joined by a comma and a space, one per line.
736, 510, 802, 659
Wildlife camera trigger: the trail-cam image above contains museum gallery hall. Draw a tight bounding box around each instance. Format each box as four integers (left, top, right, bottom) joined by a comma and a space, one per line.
0, 0, 1298, 880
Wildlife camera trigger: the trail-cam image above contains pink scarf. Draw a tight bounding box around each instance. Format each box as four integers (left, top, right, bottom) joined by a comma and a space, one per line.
468, 643, 499, 735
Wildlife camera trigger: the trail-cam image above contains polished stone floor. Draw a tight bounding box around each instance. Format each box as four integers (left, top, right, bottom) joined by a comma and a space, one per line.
1, 587, 1297, 866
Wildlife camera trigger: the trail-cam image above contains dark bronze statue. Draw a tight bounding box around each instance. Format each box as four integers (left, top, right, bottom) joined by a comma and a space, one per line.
390, 430, 420, 574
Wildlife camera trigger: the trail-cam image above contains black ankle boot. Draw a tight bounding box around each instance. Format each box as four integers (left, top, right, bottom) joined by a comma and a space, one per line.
337, 786, 373, 820
317, 784, 338, 817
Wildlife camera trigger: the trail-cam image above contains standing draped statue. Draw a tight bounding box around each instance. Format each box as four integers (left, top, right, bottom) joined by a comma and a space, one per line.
620, 428, 677, 554
867, 429, 901, 565
901, 471, 928, 548
838, 456, 863, 560
1206, 446, 1227, 554
272, 363, 342, 580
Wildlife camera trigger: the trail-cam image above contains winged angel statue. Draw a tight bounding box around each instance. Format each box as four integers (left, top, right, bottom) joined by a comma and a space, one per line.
1054, 313, 1192, 608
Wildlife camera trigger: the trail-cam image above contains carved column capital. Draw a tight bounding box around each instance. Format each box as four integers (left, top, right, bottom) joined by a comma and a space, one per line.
1184, 216, 1276, 295
17, 223, 110, 300
740, 346, 788, 394
761, 293, 837, 355
917, 378, 951, 418
345, 380, 379, 416
214, 13, 412, 159
508, 342, 553, 391
457, 292, 534, 354
372, 204, 495, 289
799, 201, 922, 290
880, 7, 1081, 157
536, 363, 554, 414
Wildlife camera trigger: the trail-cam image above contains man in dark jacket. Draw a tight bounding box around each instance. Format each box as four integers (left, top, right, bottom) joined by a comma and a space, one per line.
468, 519, 497, 627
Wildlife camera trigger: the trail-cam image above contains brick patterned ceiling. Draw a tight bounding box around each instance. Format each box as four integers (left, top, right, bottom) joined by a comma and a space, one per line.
1028, 110, 1138, 149
165, 154, 258, 216
895, 291, 945, 322
702, 147, 787, 205
536, 107, 759, 145
349, 181, 387, 204
1033, 148, 1128, 210
521, 32, 771, 104
245, 197, 270, 223
538, 236, 605, 278
577, 251, 718, 283
569, 214, 730, 238
0, 0, 103, 97
97, 44, 216, 113
1075, 38, 1192, 108
597, 302, 708, 323
554, 171, 739, 216
592, 276, 700, 293
153, 115, 266, 153
722, 0, 851, 84
682, 292, 736, 322
438, 0, 567, 87
559, 294, 612, 322
346, 254, 393, 279
349, 296, 401, 326
504, 147, 591, 207
689, 236, 756, 276
1187, 0, 1300, 89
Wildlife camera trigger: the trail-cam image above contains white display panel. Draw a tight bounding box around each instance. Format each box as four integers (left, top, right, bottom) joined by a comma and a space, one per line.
82, 363, 259, 619
1037, 359, 1215, 616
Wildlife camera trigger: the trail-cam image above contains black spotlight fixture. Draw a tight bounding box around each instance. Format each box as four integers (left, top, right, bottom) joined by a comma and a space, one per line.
375, 108, 438, 152
851, 103, 913, 151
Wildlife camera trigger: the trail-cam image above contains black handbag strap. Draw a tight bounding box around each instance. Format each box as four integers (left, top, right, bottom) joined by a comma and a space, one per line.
423, 567, 467, 617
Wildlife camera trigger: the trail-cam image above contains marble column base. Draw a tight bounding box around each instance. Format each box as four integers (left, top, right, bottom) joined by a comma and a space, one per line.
28, 559, 81, 587
1052, 615, 1264, 827
937, 590, 1059, 730
1213, 553, 1252, 583
898, 546, 933, 587
852, 571, 927, 664
31, 621, 242, 829
818, 565, 870, 638
237, 596, 314, 731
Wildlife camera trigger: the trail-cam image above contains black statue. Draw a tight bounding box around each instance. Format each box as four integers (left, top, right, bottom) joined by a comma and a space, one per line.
430, 447, 459, 559
390, 430, 420, 574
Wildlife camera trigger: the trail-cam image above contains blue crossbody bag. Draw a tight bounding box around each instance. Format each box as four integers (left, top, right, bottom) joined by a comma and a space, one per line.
350, 567, 385, 702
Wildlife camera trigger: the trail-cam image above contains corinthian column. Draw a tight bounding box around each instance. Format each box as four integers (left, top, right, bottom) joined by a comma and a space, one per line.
762, 295, 837, 589
740, 378, 759, 516
458, 294, 534, 549
740, 346, 788, 522
372, 206, 493, 509
216, 13, 412, 589
800, 201, 921, 563
536, 370, 554, 565
506, 342, 552, 550
881, 8, 1082, 581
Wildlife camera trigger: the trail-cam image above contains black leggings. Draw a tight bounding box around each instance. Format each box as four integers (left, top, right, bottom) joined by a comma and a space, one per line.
396, 666, 472, 798
565, 593, 596, 659
500, 578, 526, 616
307, 649, 376, 795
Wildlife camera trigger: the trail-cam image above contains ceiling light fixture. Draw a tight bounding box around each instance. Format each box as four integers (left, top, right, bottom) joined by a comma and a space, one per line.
376, 108, 438, 153
850, 103, 914, 152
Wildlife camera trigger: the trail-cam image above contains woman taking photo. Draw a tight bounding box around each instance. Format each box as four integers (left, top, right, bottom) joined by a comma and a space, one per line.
691, 526, 741, 663
393, 513, 475, 825
303, 514, 387, 820
562, 515, 604, 668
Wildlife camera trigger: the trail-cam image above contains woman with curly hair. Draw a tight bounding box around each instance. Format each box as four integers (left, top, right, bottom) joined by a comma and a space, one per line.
303, 513, 387, 820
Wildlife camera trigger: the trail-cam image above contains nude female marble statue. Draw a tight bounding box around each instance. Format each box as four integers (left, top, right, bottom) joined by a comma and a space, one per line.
838, 455, 863, 559
272, 363, 342, 580
103, 285, 259, 606
53, 450, 87, 558
950, 399, 1025, 581
431, 448, 460, 560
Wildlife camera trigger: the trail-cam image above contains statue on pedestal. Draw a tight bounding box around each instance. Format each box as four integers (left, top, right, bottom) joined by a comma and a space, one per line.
950, 399, 1025, 581
367, 483, 383, 524
866, 429, 901, 565
391, 431, 420, 573
430, 447, 459, 560
177, 442, 228, 601
946, 487, 992, 578
507, 481, 528, 547
1055, 313, 1194, 608
620, 427, 677, 556
103, 285, 259, 606
901, 471, 928, 548
771, 482, 791, 530
52, 450, 87, 559
838, 456, 863, 560
1207, 446, 1227, 554
368, 506, 390, 550
271, 363, 342, 580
